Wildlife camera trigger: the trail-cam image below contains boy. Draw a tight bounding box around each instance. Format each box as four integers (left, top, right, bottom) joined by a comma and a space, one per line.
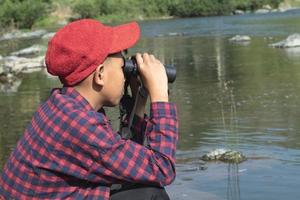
0, 19, 178, 199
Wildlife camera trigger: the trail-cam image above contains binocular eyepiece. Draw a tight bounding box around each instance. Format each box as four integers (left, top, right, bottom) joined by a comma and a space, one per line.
123, 56, 176, 83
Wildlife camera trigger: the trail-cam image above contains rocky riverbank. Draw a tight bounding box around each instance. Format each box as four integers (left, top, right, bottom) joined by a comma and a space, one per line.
232, 2, 300, 15
0, 55, 46, 92
0, 30, 55, 92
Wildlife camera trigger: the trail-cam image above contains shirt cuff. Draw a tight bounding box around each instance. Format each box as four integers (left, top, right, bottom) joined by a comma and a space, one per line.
150, 102, 177, 119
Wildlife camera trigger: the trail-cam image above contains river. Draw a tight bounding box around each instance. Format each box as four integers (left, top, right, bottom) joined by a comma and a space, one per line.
1, 10, 300, 200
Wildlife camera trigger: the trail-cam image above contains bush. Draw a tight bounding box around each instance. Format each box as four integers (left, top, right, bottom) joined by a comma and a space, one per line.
167, 0, 283, 17
72, 0, 177, 21
230, 0, 282, 11
168, 0, 233, 17
0, 0, 50, 29
0, 0, 15, 27
140, 0, 173, 17
0, 0, 285, 29
72, 0, 98, 19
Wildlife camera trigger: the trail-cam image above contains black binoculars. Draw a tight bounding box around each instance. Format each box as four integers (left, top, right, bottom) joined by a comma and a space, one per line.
123, 56, 176, 83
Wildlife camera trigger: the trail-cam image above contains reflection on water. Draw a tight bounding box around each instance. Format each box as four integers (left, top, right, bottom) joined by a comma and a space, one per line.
283, 46, 300, 61
135, 34, 300, 151
0, 71, 60, 168
227, 164, 240, 200
2, 12, 300, 199
137, 34, 300, 199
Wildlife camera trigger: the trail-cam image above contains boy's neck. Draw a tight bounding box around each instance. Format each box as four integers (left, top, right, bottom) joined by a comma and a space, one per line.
74, 86, 103, 111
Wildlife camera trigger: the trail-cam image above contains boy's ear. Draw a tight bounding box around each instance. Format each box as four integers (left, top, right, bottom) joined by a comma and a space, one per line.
94, 65, 105, 86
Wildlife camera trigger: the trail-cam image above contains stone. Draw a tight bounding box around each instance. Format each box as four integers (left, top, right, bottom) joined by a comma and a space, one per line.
168, 32, 183, 36
21, 56, 46, 73
11, 45, 45, 57
229, 35, 251, 42
262, 4, 272, 10
233, 10, 245, 15
155, 32, 187, 37
201, 148, 228, 161
219, 150, 247, 163
0, 30, 47, 41
2, 56, 45, 74
42, 32, 55, 40
0, 77, 22, 93
201, 148, 247, 164
270, 34, 300, 48
255, 9, 270, 14
0, 55, 45, 93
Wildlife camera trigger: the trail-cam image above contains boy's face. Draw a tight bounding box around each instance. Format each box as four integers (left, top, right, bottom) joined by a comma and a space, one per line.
101, 52, 126, 106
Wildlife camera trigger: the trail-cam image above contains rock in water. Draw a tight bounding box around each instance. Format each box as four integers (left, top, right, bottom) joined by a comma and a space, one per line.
270, 34, 300, 48
11, 45, 45, 57
262, 5, 272, 10
0, 64, 22, 93
155, 32, 187, 37
201, 148, 228, 161
219, 151, 247, 163
229, 35, 251, 42
255, 9, 270, 14
0, 30, 47, 41
201, 149, 247, 164
233, 10, 245, 15
42, 32, 55, 40
0, 55, 45, 92
3, 56, 45, 74
0, 76, 22, 93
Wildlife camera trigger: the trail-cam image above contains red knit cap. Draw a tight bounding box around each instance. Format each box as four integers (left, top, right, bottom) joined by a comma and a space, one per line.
45, 19, 140, 86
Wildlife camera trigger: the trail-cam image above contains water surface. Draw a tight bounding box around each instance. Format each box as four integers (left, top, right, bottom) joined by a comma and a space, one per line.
1, 10, 300, 200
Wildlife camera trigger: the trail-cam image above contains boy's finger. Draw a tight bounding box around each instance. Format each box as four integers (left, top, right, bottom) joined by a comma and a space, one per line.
142, 53, 150, 63
136, 53, 143, 66
150, 54, 155, 61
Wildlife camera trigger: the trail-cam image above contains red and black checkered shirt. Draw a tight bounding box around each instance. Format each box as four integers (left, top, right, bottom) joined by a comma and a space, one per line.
0, 87, 178, 199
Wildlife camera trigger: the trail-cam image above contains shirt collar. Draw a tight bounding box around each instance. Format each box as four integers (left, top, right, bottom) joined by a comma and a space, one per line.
51, 86, 110, 125
56, 86, 95, 111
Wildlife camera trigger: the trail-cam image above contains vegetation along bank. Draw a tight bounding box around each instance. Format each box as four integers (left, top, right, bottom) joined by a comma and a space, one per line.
1, 0, 298, 30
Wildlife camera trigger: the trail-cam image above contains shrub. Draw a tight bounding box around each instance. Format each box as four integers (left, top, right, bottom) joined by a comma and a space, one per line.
0, 0, 285, 29
230, 0, 282, 11
168, 0, 232, 17
0, 0, 50, 29
72, 0, 98, 19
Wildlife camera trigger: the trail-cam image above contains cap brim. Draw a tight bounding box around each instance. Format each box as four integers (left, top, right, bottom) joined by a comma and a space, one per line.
109, 22, 140, 54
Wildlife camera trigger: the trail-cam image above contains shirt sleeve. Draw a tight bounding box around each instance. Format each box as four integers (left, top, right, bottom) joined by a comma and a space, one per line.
61, 102, 178, 187
130, 114, 148, 144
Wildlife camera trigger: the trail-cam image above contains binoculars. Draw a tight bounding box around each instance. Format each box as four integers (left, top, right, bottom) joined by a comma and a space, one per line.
123, 56, 176, 83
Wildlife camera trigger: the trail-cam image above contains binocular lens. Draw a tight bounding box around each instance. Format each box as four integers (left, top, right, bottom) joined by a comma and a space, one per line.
123, 56, 176, 83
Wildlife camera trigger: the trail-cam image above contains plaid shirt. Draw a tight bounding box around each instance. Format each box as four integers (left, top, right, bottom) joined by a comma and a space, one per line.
0, 87, 178, 200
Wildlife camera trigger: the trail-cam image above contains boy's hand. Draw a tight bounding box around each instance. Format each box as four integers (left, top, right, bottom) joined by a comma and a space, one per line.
136, 53, 168, 102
